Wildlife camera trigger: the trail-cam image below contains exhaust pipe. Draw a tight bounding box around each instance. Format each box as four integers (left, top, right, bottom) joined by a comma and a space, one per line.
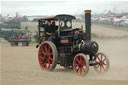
84, 10, 91, 40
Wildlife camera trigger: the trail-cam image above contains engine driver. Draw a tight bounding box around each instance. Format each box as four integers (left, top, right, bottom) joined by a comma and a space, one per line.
45, 20, 52, 39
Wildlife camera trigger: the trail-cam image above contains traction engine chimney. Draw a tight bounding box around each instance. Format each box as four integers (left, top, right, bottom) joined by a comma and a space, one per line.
85, 10, 91, 40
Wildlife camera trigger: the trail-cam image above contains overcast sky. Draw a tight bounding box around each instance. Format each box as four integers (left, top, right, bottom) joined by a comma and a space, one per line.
1, 0, 128, 16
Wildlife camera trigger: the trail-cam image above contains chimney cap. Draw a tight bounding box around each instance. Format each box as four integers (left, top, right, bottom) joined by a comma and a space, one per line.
84, 10, 91, 13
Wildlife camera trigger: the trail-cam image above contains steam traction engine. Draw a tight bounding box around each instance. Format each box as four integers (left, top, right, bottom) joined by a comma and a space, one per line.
35, 10, 109, 76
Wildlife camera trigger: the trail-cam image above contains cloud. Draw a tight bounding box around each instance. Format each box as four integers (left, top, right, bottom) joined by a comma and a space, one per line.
1, 0, 128, 16
0, 1, 1, 14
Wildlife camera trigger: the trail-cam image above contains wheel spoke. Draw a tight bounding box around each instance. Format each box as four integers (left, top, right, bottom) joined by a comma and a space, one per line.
101, 65, 105, 71
80, 56, 82, 64
47, 59, 50, 64
103, 58, 106, 62
39, 56, 45, 60
47, 59, 51, 69
47, 45, 51, 52
41, 49, 46, 55
76, 67, 79, 72
96, 64, 100, 69
80, 67, 82, 75
44, 45, 48, 53
101, 55, 103, 61
76, 58, 80, 64
80, 56, 84, 64
98, 56, 101, 62
48, 52, 53, 56
96, 59, 100, 64
82, 67, 86, 72
83, 63, 86, 67
44, 60, 48, 69
49, 56, 53, 62
103, 62, 107, 65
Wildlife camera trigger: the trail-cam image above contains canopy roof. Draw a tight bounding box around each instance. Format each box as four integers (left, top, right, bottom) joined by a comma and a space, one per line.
33, 14, 76, 21
33, 17, 57, 21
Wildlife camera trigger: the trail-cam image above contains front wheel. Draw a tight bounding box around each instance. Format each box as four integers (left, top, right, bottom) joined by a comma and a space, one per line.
11, 42, 15, 46
15, 42, 18, 46
38, 41, 58, 71
93, 52, 110, 72
73, 53, 89, 76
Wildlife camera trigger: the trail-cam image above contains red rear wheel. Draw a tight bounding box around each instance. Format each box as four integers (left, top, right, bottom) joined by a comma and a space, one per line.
38, 41, 58, 71
94, 52, 109, 72
73, 53, 89, 76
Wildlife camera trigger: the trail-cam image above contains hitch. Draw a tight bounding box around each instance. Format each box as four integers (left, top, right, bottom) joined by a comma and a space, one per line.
36, 45, 39, 48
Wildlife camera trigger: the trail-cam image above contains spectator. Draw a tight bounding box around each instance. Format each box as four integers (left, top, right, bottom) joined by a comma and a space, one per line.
18, 34, 22, 39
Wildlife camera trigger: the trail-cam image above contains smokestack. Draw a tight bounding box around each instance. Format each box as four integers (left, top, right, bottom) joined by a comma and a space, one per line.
85, 10, 91, 40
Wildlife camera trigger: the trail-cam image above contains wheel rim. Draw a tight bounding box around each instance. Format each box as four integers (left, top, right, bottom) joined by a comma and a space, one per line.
38, 42, 54, 70
73, 54, 88, 76
94, 53, 109, 72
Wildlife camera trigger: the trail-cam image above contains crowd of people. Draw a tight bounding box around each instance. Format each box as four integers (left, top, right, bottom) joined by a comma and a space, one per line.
11, 33, 29, 39
18, 34, 28, 39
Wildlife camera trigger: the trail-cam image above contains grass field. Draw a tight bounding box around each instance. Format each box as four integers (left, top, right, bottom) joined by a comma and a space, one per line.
21, 22, 38, 33
21, 21, 128, 33
95, 23, 128, 31
21, 21, 128, 39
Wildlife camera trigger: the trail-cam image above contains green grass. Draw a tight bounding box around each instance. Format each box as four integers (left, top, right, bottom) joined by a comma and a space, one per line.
21, 22, 128, 34
20, 22, 38, 43
0, 38, 8, 43
21, 22, 38, 33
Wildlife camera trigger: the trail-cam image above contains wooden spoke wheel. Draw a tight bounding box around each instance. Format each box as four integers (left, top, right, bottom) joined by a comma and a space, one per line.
11, 42, 15, 46
38, 41, 58, 71
73, 53, 89, 76
26, 42, 29, 46
94, 52, 110, 72
15, 42, 18, 46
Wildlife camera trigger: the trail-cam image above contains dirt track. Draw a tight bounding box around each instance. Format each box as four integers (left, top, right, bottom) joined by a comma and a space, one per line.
1, 25, 128, 85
